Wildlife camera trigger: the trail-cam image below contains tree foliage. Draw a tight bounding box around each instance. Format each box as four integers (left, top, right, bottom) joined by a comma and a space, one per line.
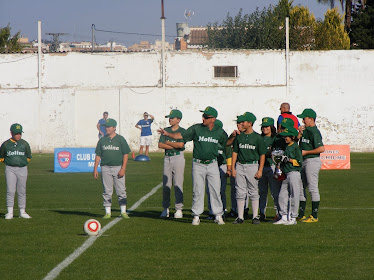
350, 0, 374, 48
207, 0, 349, 50
314, 8, 350, 50
0, 24, 22, 52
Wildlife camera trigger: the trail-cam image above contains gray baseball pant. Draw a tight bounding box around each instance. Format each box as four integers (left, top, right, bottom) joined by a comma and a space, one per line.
5, 166, 28, 209
300, 157, 322, 202
259, 165, 281, 216
101, 165, 127, 207
235, 163, 259, 201
162, 152, 185, 210
278, 171, 301, 218
192, 161, 223, 217
206, 164, 228, 214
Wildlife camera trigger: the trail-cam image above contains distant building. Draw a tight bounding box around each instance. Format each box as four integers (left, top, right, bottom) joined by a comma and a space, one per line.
127, 41, 151, 52
151, 40, 174, 51
174, 26, 208, 50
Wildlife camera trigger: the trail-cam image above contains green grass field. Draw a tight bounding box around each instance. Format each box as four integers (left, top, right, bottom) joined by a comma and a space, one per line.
0, 153, 373, 280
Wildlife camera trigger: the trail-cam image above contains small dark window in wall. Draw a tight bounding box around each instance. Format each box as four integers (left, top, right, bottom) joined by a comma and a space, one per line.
214, 66, 238, 78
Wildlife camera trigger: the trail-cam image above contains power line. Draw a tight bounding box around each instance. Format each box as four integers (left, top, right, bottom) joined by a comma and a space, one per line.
93, 25, 175, 38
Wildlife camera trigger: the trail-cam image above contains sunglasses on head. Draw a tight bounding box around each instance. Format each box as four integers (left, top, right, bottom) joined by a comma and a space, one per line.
203, 114, 214, 119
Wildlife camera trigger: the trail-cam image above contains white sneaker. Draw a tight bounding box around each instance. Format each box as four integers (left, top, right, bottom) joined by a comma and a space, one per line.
5, 213, 13, 220
160, 208, 169, 218
285, 218, 297, 225
273, 218, 288, 225
19, 213, 32, 219
174, 210, 183, 219
214, 215, 225, 225
192, 216, 200, 226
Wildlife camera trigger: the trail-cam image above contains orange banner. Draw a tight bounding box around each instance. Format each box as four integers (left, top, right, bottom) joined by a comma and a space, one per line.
320, 145, 350, 170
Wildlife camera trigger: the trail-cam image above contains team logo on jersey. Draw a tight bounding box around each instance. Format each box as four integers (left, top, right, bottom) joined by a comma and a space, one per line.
58, 151, 72, 169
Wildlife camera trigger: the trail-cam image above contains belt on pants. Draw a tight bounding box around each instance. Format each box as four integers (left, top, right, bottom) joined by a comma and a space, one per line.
238, 160, 258, 164
165, 151, 181, 157
193, 158, 217, 164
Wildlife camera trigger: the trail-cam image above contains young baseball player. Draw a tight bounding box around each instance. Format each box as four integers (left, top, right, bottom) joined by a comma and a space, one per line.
97, 111, 109, 139
258, 117, 279, 221
232, 112, 266, 224
135, 112, 154, 156
158, 106, 228, 226
227, 115, 249, 218
0, 123, 32, 219
273, 127, 302, 225
296, 109, 325, 223
94, 118, 132, 219
158, 109, 186, 219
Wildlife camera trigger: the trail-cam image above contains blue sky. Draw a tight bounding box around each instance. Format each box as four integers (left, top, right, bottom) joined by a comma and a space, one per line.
0, 0, 343, 46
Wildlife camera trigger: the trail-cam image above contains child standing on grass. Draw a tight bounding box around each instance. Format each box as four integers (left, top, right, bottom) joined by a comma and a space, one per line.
0, 123, 32, 219
274, 127, 302, 225
231, 112, 266, 224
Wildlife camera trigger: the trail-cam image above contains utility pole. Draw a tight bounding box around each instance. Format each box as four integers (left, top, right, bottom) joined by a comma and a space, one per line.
161, 0, 166, 88
92, 24, 95, 53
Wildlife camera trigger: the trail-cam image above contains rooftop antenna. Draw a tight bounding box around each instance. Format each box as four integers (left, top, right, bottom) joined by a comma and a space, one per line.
184, 10, 194, 24
46, 33, 67, 52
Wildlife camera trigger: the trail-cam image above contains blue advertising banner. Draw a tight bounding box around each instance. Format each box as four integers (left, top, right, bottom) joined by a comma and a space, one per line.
54, 148, 101, 173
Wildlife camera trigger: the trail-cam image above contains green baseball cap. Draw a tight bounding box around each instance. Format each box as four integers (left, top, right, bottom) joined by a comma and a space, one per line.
200, 106, 218, 118
261, 117, 274, 127
10, 123, 23, 134
236, 115, 245, 123
105, 118, 117, 127
242, 112, 256, 124
215, 119, 223, 128
279, 127, 298, 137
165, 109, 182, 119
280, 118, 294, 129
297, 108, 317, 119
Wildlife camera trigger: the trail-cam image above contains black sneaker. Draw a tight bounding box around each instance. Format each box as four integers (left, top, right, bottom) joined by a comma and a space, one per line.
233, 217, 244, 224
252, 215, 261, 224
259, 213, 266, 221
228, 210, 237, 217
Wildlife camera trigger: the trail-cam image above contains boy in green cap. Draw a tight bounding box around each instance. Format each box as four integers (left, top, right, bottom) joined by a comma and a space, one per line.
232, 112, 266, 224
94, 118, 132, 219
0, 123, 32, 219
258, 117, 279, 221
273, 127, 302, 225
297, 109, 325, 223
158, 109, 186, 219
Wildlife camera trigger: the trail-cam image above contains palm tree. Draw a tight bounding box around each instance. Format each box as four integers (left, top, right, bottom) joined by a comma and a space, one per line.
316, 0, 366, 31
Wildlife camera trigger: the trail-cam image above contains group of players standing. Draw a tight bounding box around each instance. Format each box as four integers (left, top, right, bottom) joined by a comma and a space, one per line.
0, 103, 324, 226
158, 103, 325, 225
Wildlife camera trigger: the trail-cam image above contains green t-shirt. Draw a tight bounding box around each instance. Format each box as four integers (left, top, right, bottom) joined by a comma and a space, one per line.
159, 126, 186, 154
95, 134, 131, 166
282, 142, 303, 173
0, 138, 32, 167
218, 143, 232, 166
263, 135, 276, 166
233, 131, 267, 163
300, 126, 324, 159
182, 123, 228, 161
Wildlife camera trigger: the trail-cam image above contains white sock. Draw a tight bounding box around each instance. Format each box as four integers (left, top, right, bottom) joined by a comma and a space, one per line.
20, 208, 26, 214
105, 206, 111, 214
237, 200, 245, 219
7, 207, 14, 214
120, 205, 126, 214
251, 199, 259, 218
281, 215, 288, 221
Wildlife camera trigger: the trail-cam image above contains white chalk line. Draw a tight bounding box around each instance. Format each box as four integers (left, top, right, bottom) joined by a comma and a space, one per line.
43, 182, 162, 280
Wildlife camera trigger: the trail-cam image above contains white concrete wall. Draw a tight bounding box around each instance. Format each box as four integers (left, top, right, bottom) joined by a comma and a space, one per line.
0, 50, 373, 152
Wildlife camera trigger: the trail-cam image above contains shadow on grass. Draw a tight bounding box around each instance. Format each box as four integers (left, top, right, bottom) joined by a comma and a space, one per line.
51, 210, 102, 217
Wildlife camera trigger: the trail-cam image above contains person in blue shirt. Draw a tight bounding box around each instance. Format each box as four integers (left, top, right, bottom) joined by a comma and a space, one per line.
135, 112, 154, 156
97, 111, 109, 138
